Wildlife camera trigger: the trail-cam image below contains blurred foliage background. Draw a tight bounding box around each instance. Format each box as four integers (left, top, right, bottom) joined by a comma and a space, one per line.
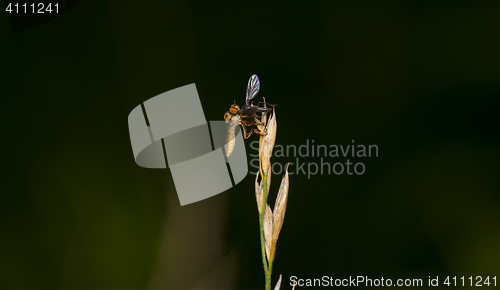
1, 0, 498, 289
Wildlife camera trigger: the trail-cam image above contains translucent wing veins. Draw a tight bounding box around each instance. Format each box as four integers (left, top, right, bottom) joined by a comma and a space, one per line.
245, 74, 260, 104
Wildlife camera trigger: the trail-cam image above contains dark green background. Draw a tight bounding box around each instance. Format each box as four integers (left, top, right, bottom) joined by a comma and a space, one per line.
1, 1, 498, 289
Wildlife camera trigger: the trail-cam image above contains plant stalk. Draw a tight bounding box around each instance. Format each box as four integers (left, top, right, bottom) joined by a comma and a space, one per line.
259, 173, 271, 290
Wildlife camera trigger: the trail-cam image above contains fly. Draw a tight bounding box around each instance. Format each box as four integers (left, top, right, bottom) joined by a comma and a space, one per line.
224, 74, 274, 157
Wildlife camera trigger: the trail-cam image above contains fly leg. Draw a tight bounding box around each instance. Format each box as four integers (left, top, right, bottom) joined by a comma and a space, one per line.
241, 124, 260, 139
252, 116, 268, 136
241, 116, 268, 138
255, 101, 278, 108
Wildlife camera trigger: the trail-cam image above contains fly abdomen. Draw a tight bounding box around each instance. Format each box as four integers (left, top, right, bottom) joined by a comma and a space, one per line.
225, 117, 240, 157
226, 125, 236, 157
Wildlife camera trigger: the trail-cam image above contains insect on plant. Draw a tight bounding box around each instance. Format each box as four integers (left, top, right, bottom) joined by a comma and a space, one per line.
224, 74, 275, 157
223, 75, 292, 290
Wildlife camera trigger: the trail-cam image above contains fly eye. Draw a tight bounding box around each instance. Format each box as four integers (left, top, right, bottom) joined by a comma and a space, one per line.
231, 103, 240, 111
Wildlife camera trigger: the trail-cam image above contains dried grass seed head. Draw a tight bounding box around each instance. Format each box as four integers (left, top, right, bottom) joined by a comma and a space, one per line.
263, 204, 273, 263
272, 164, 290, 247
260, 107, 277, 175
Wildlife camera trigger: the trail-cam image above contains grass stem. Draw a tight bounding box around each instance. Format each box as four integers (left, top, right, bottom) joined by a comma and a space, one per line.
260, 173, 271, 290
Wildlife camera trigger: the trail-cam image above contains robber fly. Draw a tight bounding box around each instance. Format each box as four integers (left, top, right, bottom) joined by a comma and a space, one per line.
224, 74, 273, 157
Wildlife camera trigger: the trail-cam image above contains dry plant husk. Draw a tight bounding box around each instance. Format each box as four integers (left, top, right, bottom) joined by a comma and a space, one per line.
255, 100, 292, 290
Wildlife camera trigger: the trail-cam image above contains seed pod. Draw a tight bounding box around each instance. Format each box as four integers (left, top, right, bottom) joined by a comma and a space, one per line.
255, 171, 263, 215
263, 204, 273, 263
260, 108, 277, 175
274, 274, 282, 290
255, 168, 272, 215
262, 166, 271, 194
272, 164, 290, 248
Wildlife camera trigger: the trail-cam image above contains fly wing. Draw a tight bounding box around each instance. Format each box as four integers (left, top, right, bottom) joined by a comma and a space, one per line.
245, 74, 260, 104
